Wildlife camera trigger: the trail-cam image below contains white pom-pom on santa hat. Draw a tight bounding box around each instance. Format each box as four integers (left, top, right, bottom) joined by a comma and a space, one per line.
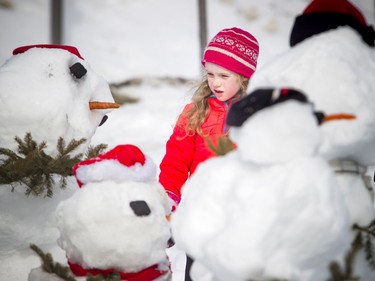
73, 144, 157, 187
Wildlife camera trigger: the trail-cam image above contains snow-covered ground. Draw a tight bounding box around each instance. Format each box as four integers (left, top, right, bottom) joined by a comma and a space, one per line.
1, 0, 375, 280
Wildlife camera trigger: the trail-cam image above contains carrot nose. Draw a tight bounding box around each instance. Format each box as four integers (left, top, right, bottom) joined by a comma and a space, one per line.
322, 113, 356, 123
89, 101, 120, 110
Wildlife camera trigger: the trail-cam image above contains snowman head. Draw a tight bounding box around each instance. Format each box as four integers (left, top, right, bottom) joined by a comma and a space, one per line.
290, 0, 375, 47
0, 44, 120, 156
57, 144, 171, 277
56, 180, 171, 276
227, 88, 322, 165
72, 144, 170, 214
250, 0, 375, 166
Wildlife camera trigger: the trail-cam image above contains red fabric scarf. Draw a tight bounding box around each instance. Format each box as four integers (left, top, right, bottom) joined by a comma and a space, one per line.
68, 261, 169, 281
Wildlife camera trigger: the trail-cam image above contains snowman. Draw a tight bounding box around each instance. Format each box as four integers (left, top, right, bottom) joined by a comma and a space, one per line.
171, 88, 351, 281
0, 44, 120, 272
0, 44, 120, 156
249, 0, 375, 277
28, 144, 172, 281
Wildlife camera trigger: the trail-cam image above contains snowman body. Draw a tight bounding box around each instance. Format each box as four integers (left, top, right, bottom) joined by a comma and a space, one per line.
172, 100, 350, 281
250, 26, 375, 279
0, 46, 115, 156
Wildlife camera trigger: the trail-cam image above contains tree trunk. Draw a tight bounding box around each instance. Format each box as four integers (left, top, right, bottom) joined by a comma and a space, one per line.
51, 0, 63, 44
198, 0, 208, 60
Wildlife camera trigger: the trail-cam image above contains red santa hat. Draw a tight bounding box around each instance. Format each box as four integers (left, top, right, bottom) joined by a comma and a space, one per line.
12, 44, 84, 59
289, 0, 375, 47
73, 144, 156, 187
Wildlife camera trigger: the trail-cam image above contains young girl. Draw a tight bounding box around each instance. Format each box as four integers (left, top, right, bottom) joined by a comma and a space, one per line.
159, 27, 259, 209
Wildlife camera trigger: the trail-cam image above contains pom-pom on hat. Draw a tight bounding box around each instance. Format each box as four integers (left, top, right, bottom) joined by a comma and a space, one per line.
201, 27, 259, 78
73, 144, 156, 187
289, 0, 375, 47
226, 88, 313, 127
13, 44, 85, 59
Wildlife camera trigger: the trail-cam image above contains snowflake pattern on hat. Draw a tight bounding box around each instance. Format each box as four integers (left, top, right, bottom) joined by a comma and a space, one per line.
211, 34, 258, 67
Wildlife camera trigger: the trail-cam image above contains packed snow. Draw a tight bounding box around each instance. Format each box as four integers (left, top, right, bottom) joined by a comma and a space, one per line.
172, 93, 351, 280
1, 0, 375, 280
0, 46, 117, 156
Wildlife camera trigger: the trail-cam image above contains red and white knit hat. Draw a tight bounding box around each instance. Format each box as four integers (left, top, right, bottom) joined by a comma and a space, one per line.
201, 27, 259, 78
73, 144, 156, 187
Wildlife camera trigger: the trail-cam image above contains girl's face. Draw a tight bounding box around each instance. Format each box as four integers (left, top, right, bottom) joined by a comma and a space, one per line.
205, 62, 242, 102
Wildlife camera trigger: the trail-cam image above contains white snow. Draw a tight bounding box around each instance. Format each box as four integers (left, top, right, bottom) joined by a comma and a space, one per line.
171, 99, 351, 281
1, 0, 375, 280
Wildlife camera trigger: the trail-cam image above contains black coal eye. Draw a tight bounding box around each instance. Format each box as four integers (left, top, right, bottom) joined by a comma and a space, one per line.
70, 62, 87, 79
129, 200, 151, 217
314, 111, 325, 125
99, 115, 108, 126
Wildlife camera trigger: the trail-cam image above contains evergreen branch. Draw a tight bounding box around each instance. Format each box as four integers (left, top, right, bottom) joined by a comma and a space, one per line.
328, 228, 367, 281
205, 135, 236, 156
344, 232, 362, 277
0, 147, 21, 164
15, 133, 47, 155
353, 220, 375, 269
57, 137, 87, 156
328, 261, 345, 281
57, 137, 67, 155
0, 133, 108, 197
364, 235, 375, 269
0, 148, 21, 183
30, 244, 122, 281
353, 220, 375, 237
85, 144, 108, 159
30, 244, 77, 281
86, 273, 122, 281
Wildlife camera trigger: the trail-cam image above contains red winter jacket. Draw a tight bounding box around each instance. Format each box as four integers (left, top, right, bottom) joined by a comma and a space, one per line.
159, 97, 235, 197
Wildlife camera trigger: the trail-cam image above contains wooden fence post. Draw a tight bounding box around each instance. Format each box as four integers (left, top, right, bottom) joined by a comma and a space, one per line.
198, 0, 208, 60
51, 0, 63, 44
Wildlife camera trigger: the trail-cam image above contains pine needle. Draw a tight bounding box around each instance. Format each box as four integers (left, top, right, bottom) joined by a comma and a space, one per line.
30, 244, 76, 281
30, 244, 122, 281
85, 144, 108, 159
0, 132, 108, 197
353, 219, 375, 269
327, 220, 375, 281
205, 135, 236, 156
87, 273, 122, 281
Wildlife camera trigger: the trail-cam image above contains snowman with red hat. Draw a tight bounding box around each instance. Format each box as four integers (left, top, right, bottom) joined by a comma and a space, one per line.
171, 88, 351, 281
0, 44, 120, 156
28, 144, 172, 281
0, 44, 120, 278
248, 0, 375, 278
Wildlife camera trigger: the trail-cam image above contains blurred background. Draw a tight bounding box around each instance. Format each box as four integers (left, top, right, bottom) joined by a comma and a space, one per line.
1, 0, 373, 85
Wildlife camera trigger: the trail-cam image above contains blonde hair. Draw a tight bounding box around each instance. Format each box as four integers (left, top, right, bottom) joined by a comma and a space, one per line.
184, 74, 249, 136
